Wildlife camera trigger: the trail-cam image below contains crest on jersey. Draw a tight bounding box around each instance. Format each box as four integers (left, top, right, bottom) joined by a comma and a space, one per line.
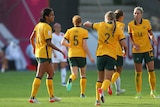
48, 30, 51, 36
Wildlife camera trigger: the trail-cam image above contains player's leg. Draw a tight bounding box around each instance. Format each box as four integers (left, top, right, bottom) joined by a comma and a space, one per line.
53, 63, 58, 71
66, 58, 78, 91
95, 71, 103, 106
145, 51, 159, 98
60, 61, 67, 86
111, 70, 120, 84
112, 56, 123, 84
29, 58, 46, 103
114, 66, 125, 95
110, 56, 124, 95
98, 70, 113, 103
134, 63, 142, 99
78, 57, 87, 97
98, 56, 115, 103
66, 66, 78, 91
46, 61, 61, 102
79, 66, 87, 98
133, 53, 143, 99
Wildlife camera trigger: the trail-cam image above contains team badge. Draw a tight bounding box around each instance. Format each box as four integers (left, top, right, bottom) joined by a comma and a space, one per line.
48, 30, 51, 36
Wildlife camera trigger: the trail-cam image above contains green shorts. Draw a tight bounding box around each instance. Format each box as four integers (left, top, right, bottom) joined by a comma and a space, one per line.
97, 55, 116, 71
68, 57, 86, 68
133, 51, 154, 63
116, 56, 123, 67
36, 58, 51, 63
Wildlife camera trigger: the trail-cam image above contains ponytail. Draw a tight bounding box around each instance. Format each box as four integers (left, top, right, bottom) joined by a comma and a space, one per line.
112, 20, 116, 37
39, 18, 45, 22
104, 11, 116, 36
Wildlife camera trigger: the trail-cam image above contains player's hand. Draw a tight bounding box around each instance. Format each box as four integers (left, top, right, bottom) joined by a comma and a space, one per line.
61, 52, 66, 58
122, 50, 126, 57
83, 21, 92, 27
89, 56, 95, 63
133, 43, 140, 51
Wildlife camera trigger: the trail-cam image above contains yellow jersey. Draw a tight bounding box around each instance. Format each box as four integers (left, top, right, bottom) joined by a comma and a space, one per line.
64, 26, 88, 58
116, 21, 126, 56
93, 22, 125, 60
128, 19, 153, 53
34, 22, 53, 58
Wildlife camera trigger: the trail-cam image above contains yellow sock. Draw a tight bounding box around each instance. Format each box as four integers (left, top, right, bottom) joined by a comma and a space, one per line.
135, 72, 142, 92
46, 78, 54, 98
96, 81, 102, 101
148, 71, 156, 90
80, 77, 86, 94
30, 78, 41, 98
111, 72, 120, 83
69, 74, 76, 81
101, 79, 110, 91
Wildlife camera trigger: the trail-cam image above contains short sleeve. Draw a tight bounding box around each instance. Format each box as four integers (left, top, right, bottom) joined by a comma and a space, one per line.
44, 25, 52, 40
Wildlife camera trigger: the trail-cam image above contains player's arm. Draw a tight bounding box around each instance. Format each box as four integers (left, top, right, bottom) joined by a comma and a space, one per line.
61, 38, 70, 47
83, 21, 93, 28
129, 33, 135, 45
129, 33, 140, 51
46, 39, 65, 56
52, 50, 56, 58
119, 38, 127, 57
128, 24, 140, 50
30, 31, 36, 54
148, 30, 157, 45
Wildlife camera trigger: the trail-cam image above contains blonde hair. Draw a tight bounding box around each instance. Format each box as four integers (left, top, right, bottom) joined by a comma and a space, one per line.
104, 11, 116, 22
104, 11, 116, 36
134, 6, 144, 14
72, 15, 82, 26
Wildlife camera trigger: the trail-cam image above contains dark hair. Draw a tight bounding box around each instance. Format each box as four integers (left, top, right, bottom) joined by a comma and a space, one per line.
39, 8, 53, 22
114, 9, 123, 21
112, 20, 116, 36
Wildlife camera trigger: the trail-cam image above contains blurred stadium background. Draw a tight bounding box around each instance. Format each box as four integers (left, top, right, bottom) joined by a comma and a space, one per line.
0, 0, 160, 70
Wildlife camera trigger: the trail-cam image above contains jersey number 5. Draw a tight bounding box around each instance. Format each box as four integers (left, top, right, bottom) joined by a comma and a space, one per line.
74, 35, 78, 46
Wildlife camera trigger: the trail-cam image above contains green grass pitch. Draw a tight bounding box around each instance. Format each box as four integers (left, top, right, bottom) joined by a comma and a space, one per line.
0, 68, 160, 107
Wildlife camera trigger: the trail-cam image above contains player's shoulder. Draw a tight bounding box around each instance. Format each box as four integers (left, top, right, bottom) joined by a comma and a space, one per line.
116, 21, 125, 26
66, 27, 73, 32
80, 27, 88, 34
72, 26, 87, 32
93, 21, 104, 26
142, 18, 150, 23
80, 27, 88, 31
